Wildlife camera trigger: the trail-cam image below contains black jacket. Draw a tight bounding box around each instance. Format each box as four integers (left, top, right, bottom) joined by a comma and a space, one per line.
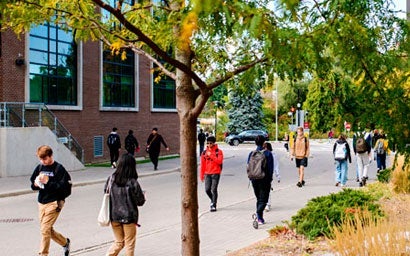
30, 161, 69, 203
104, 175, 146, 224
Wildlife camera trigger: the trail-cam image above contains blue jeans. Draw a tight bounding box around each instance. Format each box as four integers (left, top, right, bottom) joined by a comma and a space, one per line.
376, 153, 386, 170
335, 160, 348, 185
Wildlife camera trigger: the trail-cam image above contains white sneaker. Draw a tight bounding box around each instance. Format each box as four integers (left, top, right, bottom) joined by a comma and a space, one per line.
265, 205, 271, 212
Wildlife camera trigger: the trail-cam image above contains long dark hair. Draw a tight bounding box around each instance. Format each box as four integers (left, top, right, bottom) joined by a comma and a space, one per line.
113, 153, 138, 186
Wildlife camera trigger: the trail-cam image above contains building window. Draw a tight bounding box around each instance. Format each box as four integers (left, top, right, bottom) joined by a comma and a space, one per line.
153, 67, 176, 109
101, 0, 137, 110
102, 48, 135, 107
29, 23, 77, 105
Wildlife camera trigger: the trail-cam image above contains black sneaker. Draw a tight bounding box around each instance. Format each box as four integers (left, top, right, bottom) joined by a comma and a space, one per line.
296, 182, 302, 187
361, 177, 367, 186
210, 205, 216, 212
359, 182, 363, 187
301, 180, 305, 186
356, 177, 360, 182
63, 238, 70, 256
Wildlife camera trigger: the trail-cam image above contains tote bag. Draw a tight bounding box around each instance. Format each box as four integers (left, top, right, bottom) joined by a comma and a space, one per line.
98, 176, 112, 227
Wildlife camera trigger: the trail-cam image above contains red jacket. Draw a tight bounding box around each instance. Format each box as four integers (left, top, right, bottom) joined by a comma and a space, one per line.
200, 145, 224, 181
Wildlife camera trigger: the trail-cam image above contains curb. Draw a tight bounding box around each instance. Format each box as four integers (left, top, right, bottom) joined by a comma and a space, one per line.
0, 167, 181, 199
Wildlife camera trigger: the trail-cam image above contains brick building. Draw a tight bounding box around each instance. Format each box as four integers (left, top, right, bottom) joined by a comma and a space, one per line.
0, 25, 180, 164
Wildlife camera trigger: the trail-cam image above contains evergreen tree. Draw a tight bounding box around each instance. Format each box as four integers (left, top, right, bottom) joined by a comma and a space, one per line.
227, 90, 265, 134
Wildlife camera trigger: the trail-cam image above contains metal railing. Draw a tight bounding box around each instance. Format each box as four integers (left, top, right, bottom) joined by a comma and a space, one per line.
0, 102, 84, 163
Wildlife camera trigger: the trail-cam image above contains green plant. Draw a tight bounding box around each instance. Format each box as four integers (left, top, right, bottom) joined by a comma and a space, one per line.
376, 168, 392, 183
290, 188, 383, 240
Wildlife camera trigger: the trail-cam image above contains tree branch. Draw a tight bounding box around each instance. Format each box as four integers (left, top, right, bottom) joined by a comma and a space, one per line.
91, 0, 207, 88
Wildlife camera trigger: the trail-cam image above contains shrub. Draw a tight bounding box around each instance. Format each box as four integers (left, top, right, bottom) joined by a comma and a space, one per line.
391, 155, 410, 194
290, 189, 383, 240
377, 168, 392, 183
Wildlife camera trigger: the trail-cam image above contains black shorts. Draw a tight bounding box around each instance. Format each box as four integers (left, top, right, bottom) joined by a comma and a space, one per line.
296, 157, 308, 168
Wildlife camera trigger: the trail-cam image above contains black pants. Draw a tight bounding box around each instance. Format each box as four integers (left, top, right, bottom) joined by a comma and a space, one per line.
251, 180, 271, 219
205, 174, 220, 207
109, 148, 119, 165
149, 150, 160, 169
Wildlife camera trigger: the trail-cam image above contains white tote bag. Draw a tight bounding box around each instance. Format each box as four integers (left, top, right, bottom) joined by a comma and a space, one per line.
98, 176, 112, 227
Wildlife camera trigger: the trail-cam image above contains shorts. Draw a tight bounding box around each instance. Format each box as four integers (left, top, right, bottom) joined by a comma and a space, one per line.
296, 157, 308, 168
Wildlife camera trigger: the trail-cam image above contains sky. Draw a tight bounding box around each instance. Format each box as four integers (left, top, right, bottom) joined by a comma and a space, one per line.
393, 0, 407, 19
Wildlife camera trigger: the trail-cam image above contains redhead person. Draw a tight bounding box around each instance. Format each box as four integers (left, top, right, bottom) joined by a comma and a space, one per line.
200, 136, 224, 212
105, 153, 146, 256
291, 127, 310, 187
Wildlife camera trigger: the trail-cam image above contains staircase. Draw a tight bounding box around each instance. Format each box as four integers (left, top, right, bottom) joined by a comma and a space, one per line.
0, 102, 84, 163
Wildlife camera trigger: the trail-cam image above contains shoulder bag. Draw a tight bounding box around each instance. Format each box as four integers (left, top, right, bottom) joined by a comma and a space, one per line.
97, 176, 112, 227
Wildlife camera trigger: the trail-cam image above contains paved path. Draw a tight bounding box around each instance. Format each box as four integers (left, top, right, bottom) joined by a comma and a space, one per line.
0, 140, 383, 255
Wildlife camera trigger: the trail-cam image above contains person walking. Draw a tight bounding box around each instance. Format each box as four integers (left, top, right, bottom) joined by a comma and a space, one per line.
247, 135, 274, 224
124, 130, 139, 156
200, 136, 224, 212
353, 129, 372, 186
333, 134, 352, 187
291, 127, 310, 187
197, 128, 206, 157
29, 145, 71, 256
107, 127, 121, 168
104, 153, 146, 256
146, 127, 169, 170
263, 142, 280, 211
374, 132, 388, 172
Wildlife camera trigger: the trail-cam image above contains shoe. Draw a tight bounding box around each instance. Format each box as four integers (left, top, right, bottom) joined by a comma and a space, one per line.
361, 177, 367, 186
359, 182, 363, 187
301, 180, 305, 186
340, 184, 345, 188
210, 205, 216, 212
335, 182, 340, 187
296, 182, 302, 187
257, 218, 265, 224
111, 164, 115, 169
265, 205, 271, 212
356, 177, 360, 182
113, 162, 117, 168
364, 176, 368, 180
377, 169, 380, 174
63, 238, 70, 256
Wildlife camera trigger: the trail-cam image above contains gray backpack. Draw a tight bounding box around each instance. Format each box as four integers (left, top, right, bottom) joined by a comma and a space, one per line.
247, 150, 267, 180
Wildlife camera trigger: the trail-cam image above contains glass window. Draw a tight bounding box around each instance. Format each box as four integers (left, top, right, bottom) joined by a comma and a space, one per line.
101, 0, 137, 109
29, 23, 77, 106
152, 63, 176, 109
102, 48, 135, 107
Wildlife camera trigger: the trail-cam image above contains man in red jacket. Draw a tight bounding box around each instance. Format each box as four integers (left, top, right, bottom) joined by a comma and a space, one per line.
200, 136, 224, 212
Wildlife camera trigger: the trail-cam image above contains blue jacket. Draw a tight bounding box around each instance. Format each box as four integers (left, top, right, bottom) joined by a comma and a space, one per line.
247, 146, 274, 182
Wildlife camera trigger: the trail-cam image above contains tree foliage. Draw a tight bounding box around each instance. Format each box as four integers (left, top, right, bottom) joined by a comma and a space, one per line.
226, 90, 265, 134
1, 0, 409, 254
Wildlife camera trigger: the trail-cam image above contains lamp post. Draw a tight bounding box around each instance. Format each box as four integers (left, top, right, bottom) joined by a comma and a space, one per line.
213, 101, 219, 137
296, 103, 301, 127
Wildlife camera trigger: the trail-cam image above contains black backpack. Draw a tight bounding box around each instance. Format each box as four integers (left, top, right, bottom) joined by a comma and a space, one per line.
107, 134, 118, 147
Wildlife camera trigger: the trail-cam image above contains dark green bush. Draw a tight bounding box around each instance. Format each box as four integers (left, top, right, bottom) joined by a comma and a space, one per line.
290, 188, 383, 240
377, 168, 392, 183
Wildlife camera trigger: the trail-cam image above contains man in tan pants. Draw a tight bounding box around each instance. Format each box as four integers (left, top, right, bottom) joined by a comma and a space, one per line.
30, 145, 71, 256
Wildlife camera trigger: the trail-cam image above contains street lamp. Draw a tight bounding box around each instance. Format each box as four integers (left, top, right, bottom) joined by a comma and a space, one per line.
213, 101, 219, 137
296, 103, 301, 127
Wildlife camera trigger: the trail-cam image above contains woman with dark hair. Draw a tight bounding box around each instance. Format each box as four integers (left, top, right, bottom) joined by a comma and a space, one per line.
104, 153, 146, 256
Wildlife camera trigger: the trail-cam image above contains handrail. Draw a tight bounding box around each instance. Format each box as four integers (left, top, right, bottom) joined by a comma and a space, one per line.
0, 102, 84, 163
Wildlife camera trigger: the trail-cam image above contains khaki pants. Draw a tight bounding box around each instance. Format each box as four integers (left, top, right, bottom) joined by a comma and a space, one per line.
106, 222, 137, 256
38, 201, 67, 256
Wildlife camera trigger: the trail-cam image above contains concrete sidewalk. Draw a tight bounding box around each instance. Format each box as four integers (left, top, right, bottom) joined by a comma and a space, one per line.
0, 156, 181, 198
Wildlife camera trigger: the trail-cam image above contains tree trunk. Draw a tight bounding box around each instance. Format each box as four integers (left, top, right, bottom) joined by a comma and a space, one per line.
176, 48, 201, 255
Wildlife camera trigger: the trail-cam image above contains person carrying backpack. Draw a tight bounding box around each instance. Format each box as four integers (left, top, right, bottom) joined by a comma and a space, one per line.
107, 127, 121, 168
333, 134, 352, 187
200, 136, 224, 212
247, 135, 274, 225
353, 130, 372, 187
30, 145, 72, 256
124, 130, 139, 156
374, 132, 388, 172
291, 127, 310, 188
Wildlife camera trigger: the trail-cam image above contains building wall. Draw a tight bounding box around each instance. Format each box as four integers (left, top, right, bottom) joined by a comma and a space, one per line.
0, 30, 180, 163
